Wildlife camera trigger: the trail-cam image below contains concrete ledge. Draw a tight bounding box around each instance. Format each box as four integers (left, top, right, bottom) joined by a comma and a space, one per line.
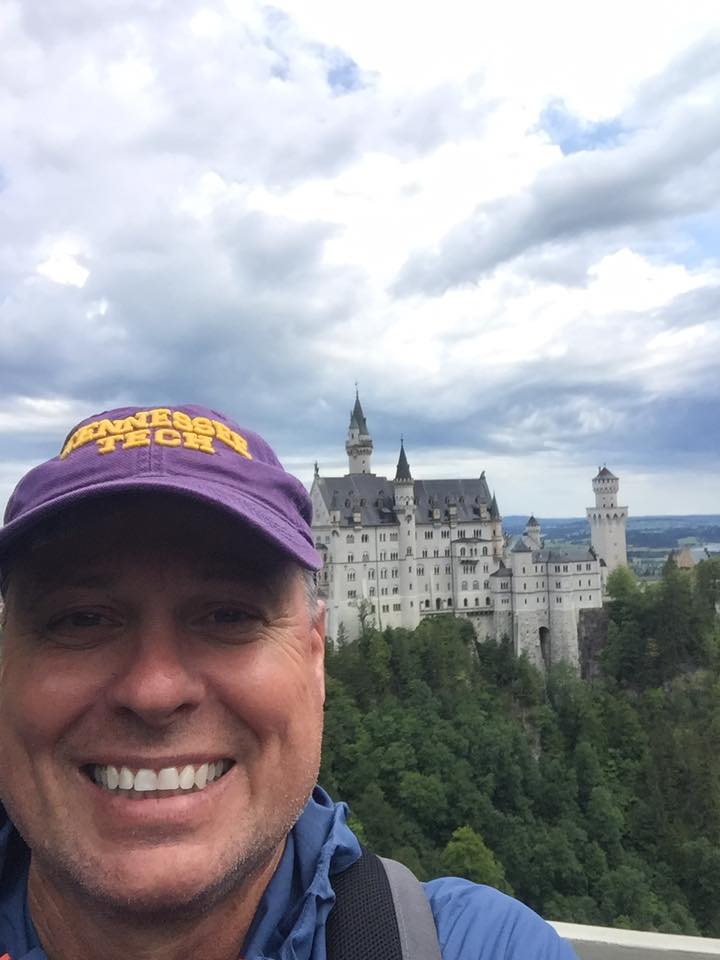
550, 921, 720, 959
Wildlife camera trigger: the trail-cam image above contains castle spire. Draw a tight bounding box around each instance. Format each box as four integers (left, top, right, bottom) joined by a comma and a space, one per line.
345, 389, 373, 475
394, 438, 412, 482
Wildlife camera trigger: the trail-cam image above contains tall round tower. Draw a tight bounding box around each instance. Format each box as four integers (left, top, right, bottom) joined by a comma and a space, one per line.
394, 440, 420, 630
586, 466, 628, 577
345, 390, 373, 475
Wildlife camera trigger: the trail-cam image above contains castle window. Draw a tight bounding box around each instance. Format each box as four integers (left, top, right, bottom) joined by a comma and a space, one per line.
347, 553, 354, 562
382, 604, 389, 612
381, 587, 388, 595
417, 565, 425, 575
586, 563, 591, 571
391, 569, 398, 578
379, 551, 386, 561
346, 534, 354, 543
461, 580, 468, 591
474, 529, 482, 538
524, 599, 527, 604
460, 547, 466, 557
433, 566, 440, 575
563, 565, 568, 572
473, 579, 479, 590
391, 551, 398, 560
482, 547, 488, 556
425, 599, 431, 608
554, 565, 560, 572
447, 598, 453, 607
389, 532, 398, 541
577, 564, 582, 571
441, 530, 450, 539
369, 587, 375, 596
393, 603, 401, 611
555, 581, 561, 588
379, 533, 386, 541
347, 571, 355, 581
380, 569, 387, 579
463, 598, 468, 607
445, 548, 450, 557
445, 565, 451, 574
483, 564, 488, 573
522, 566, 526, 573
483, 580, 489, 589
556, 597, 562, 603
347, 589, 356, 598
433, 549, 439, 557
588, 579, 591, 586
578, 580, 582, 587
406, 547, 412, 556
392, 587, 399, 594
361, 534, 369, 543
422, 550, 428, 558
457, 530, 466, 539
368, 569, 375, 579
523, 582, 527, 590
424, 531, 433, 540
362, 552, 369, 562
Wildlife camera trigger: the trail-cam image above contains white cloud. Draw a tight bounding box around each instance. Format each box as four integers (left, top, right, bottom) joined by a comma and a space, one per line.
1, 0, 719, 517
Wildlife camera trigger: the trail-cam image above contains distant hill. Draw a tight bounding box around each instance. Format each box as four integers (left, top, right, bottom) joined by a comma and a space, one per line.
503, 515, 720, 549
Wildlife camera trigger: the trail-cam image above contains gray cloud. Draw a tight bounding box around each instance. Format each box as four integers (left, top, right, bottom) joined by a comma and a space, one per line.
394, 36, 720, 296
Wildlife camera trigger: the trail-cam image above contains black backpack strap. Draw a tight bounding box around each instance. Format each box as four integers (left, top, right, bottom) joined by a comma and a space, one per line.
326, 849, 442, 960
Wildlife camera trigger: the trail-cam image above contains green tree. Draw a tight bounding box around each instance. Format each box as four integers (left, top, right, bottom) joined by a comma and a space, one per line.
441, 825, 513, 893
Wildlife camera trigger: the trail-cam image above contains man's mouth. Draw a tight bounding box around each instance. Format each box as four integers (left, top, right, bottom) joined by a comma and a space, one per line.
83, 760, 234, 799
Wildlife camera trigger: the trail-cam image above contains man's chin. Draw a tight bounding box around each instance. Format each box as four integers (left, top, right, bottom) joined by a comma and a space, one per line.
38, 843, 276, 921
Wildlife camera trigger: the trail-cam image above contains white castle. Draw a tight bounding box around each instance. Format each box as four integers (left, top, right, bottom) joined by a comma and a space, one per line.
310, 394, 628, 670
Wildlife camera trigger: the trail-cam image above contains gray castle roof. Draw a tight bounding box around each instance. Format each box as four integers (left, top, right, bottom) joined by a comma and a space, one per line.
595, 466, 616, 479
511, 538, 532, 553
533, 546, 596, 563
315, 473, 495, 527
395, 441, 412, 482
349, 391, 369, 435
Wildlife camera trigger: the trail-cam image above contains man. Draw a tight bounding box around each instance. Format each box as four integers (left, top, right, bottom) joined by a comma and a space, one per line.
0, 404, 577, 960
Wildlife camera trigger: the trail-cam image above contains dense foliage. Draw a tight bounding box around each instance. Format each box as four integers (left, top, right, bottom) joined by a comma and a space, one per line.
320, 558, 720, 935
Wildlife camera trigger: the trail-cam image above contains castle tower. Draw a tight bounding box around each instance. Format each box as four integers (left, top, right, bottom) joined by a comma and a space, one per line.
345, 391, 373, 475
524, 515, 541, 551
394, 440, 420, 630
586, 466, 628, 578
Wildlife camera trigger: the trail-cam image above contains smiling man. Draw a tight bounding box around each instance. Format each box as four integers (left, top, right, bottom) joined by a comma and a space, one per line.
0, 404, 577, 960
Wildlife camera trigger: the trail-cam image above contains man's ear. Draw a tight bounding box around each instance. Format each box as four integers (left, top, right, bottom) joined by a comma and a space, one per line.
311, 600, 326, 701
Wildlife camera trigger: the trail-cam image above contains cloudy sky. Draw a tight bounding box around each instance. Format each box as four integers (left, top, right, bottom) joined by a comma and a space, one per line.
2, 0, 719, 517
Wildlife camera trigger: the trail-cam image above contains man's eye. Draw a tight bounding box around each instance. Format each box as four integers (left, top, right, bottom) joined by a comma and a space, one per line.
208, 608, 253, 625
50, 611, 112, 629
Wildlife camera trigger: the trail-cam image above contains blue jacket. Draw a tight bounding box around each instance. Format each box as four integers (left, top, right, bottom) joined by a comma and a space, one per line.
0, 787, 577, 959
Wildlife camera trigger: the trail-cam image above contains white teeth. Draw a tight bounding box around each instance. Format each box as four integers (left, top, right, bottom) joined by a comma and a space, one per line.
134, 769, 158, 791
119, 766, 134, 790
179, 764, 195, 790
157, 767, 180, 790
92, 760, 229, 794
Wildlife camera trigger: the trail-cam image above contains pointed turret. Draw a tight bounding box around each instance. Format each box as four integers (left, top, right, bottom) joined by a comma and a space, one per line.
395, 439, 412, 482
349, 391, 368, 435
345, 390, 373, 475
489, 493, 500, 520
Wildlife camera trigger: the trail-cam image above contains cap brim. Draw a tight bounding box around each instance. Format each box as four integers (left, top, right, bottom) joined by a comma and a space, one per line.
0, 476, 322, 571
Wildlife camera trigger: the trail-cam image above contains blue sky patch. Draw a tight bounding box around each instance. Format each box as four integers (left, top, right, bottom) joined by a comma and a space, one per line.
539, 99, 625, 154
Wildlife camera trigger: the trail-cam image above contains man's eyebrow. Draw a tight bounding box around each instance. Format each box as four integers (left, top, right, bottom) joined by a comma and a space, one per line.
19, 572, 115, 605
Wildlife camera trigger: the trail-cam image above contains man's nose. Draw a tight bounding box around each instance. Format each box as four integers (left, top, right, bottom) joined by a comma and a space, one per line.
106, 618, 205, 726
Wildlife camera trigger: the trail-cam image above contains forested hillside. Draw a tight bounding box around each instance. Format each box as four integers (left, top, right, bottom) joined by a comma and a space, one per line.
320, 558, 720, 935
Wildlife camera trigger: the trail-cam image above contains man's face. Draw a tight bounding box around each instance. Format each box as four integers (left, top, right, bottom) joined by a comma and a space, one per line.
0, 495, 325, 914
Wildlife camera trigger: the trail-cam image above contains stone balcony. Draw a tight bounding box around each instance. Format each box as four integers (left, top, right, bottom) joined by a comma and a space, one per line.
551, 921, 720, 958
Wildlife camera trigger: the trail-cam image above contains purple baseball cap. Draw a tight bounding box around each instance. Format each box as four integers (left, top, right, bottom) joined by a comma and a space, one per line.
0, 403, 321, 570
